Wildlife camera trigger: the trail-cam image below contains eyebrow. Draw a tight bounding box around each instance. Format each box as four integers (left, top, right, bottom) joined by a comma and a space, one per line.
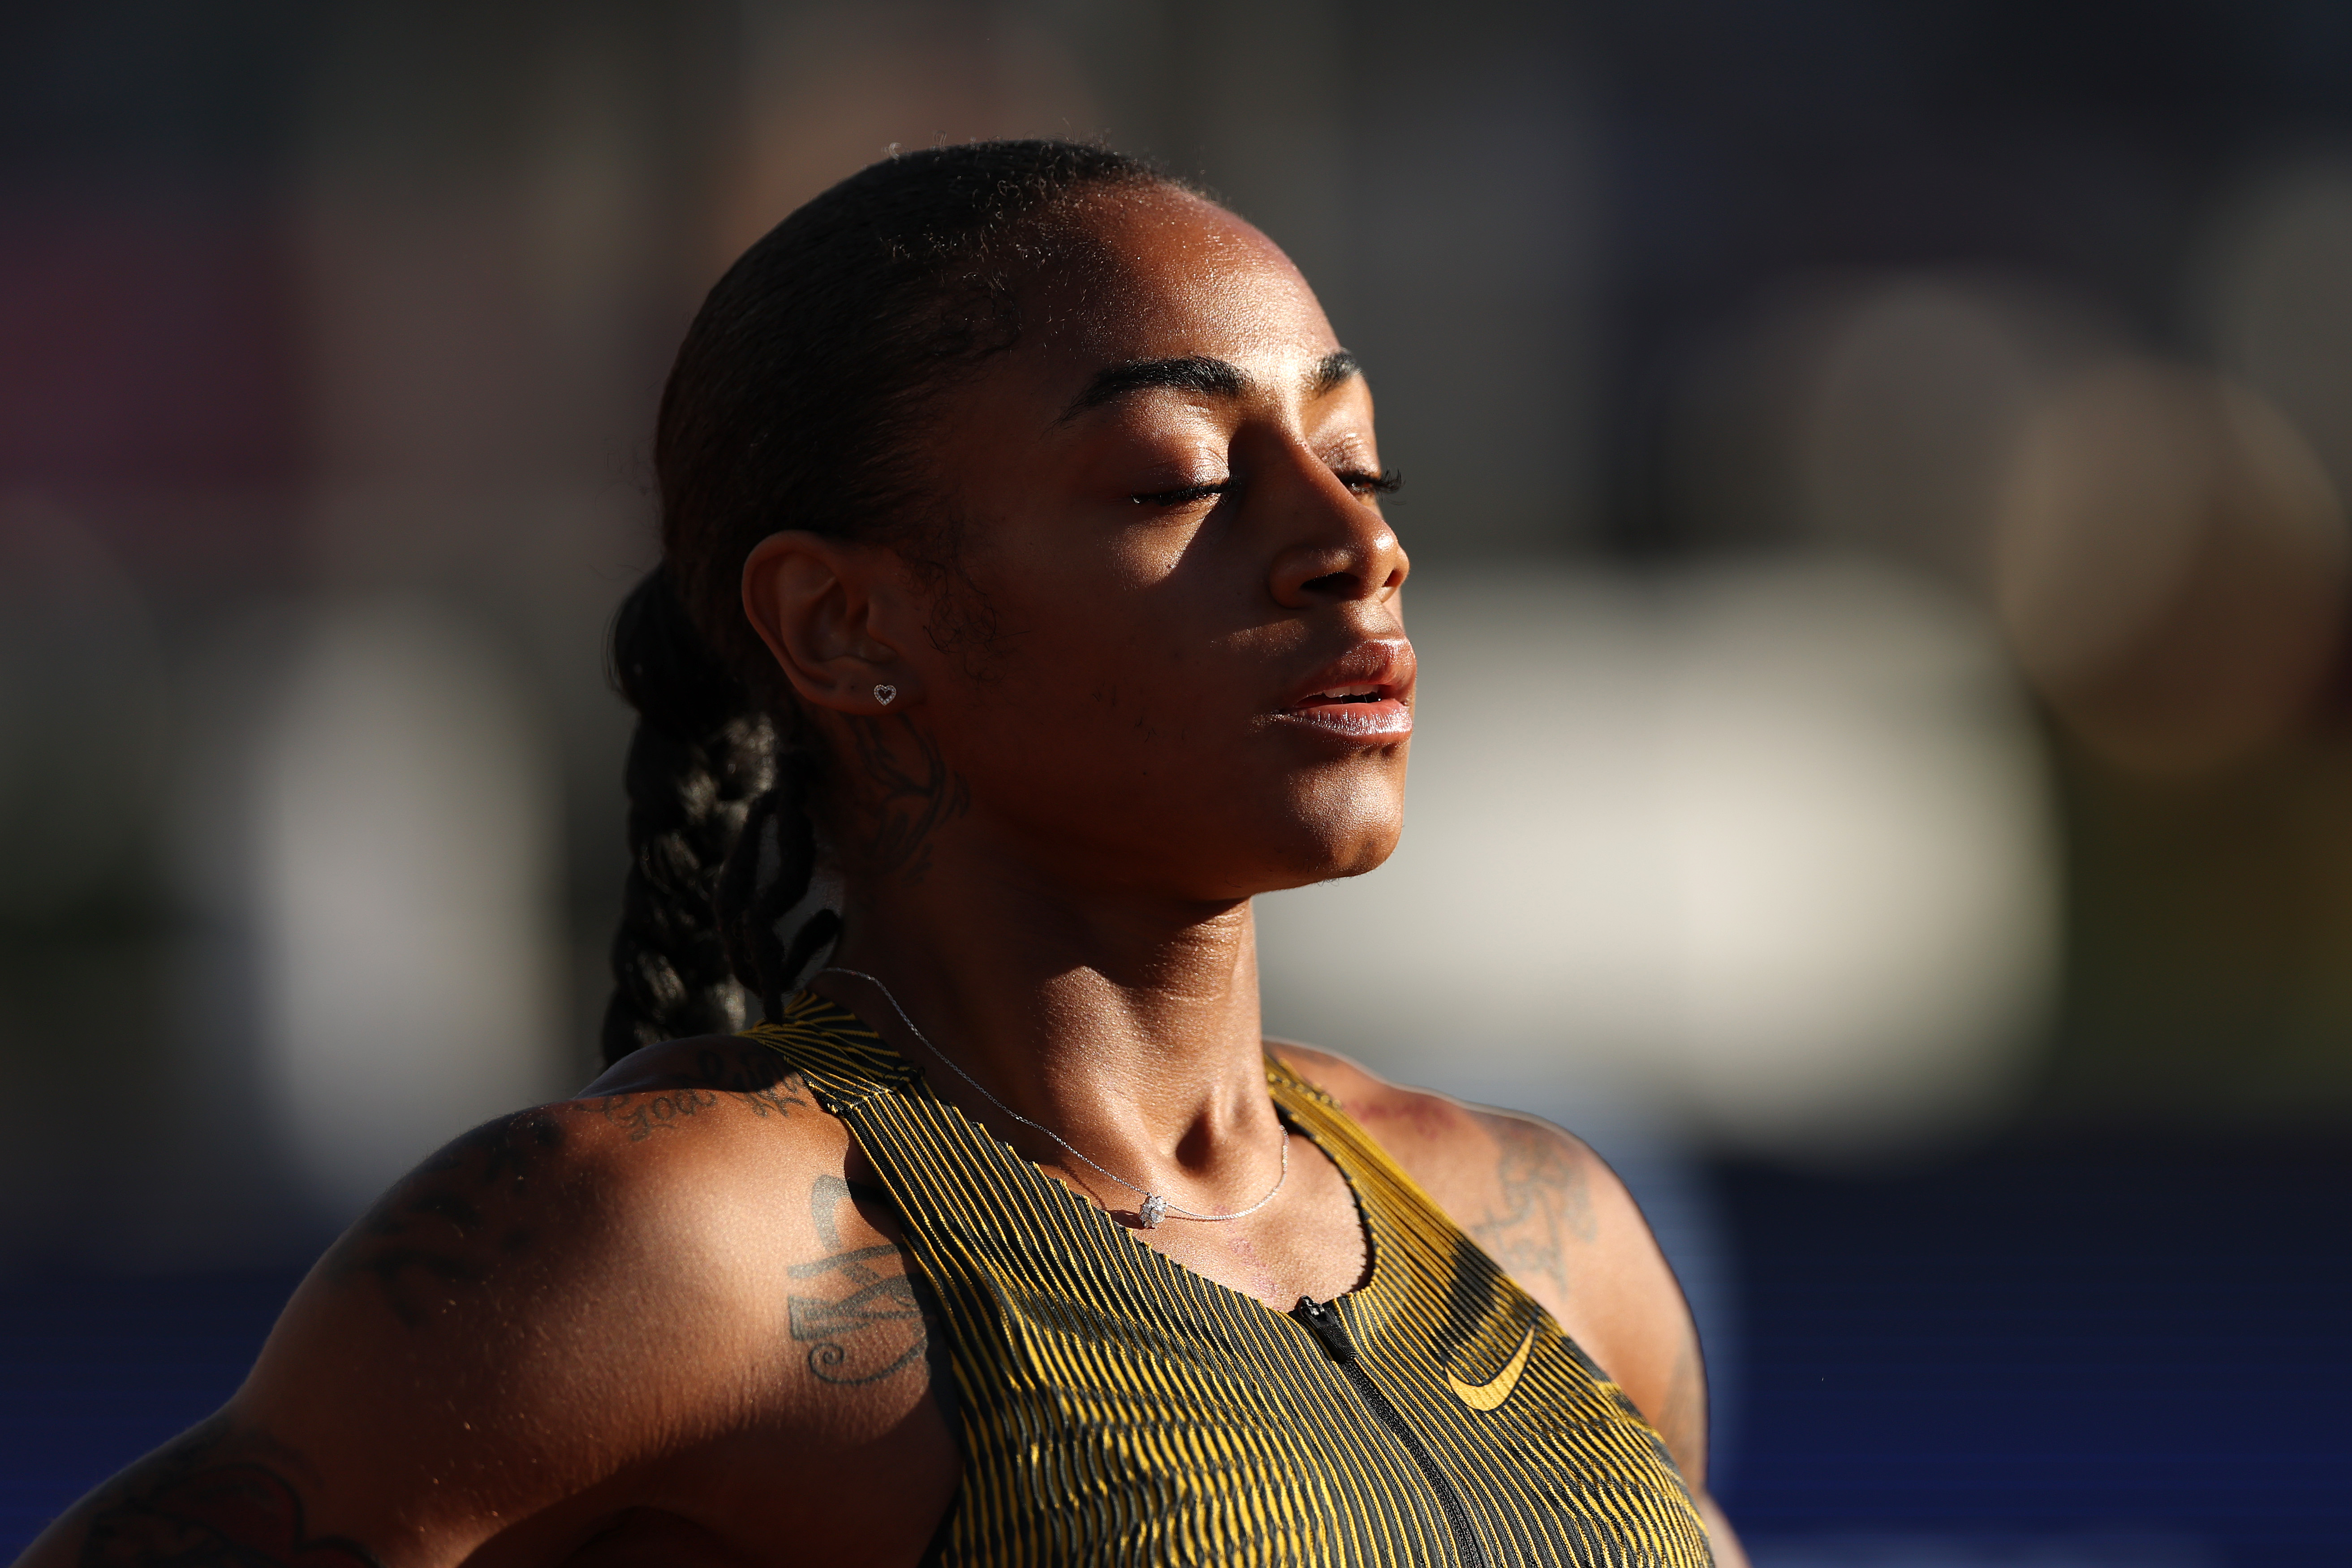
1305, 349, 1361, 399
1056, 349, 1362, 423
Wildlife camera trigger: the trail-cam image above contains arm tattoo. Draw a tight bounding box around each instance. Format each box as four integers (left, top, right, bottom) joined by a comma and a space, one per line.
76, 1417, 381, 1568
595, 1047, 811, 1140
844, 716, 969, 886
322, 1111, 567, 1330
1464, 1115, 1596, 1298
787, 1175, 927, 1385
327, 1051, 808, 1330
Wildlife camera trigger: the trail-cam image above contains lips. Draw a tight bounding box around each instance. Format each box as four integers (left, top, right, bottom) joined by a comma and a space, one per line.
1278, 639, 1414, 740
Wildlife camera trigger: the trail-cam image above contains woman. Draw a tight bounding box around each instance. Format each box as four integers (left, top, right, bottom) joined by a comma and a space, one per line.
27, 141, 1744, 1568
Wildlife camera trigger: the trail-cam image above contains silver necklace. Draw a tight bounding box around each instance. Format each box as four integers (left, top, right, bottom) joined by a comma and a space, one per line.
817, 967, 1290, 1229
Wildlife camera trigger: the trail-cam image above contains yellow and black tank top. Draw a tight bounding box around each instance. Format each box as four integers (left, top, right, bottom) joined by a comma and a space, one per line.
746, 991, 1714, 1568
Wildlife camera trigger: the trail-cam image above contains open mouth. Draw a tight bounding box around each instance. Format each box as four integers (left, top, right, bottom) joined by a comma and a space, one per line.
1277, 638, 1414, 740
1281, 681, 1411, 739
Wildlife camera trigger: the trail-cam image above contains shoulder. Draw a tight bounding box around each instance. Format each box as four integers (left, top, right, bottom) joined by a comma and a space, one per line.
1268, 1038, 1616, 1295
1268, 1039, 1709, 1484
218, 1034, 948, 1559
307, 1034, 843, 1331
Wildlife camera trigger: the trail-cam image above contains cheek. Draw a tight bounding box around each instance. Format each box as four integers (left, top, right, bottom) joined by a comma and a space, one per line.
938, 602, 1248, 836
961, 532, 1219, 734
1008, 615, 1225, 760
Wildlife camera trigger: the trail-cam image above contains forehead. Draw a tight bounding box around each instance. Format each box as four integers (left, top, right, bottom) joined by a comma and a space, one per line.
1022, 187, 1340, 372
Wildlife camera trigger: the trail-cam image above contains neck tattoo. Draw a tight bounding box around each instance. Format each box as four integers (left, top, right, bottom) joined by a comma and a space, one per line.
816, 967, 1290, 1229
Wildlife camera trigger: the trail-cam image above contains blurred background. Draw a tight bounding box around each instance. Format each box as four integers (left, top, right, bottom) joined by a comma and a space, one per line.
2, 0, 2349, 1562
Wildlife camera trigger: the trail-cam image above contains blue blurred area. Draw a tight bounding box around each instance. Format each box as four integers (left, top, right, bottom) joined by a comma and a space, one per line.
0, 1268, 304, 1554
1718, 1137, 2352, 1565
7, 1139, 2345, 1564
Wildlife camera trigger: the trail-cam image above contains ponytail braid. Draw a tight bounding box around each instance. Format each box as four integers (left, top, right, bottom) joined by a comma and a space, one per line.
602, 567, 841, 1063
600, 568, 776, 1060
603, 140, 1176, 1064
715, 753, 844, 1027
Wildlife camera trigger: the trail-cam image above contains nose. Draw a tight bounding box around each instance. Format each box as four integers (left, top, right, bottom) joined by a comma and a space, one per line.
1266, 454, 1409, 609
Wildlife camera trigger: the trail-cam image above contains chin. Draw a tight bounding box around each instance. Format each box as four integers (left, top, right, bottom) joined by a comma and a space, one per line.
1320, 830, 1404, 883
1302, 769, 1408, 876
1249, 810, 1406, 894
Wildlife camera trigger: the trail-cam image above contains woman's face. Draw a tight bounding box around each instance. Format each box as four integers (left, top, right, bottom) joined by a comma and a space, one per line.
806, 186, 1412, 905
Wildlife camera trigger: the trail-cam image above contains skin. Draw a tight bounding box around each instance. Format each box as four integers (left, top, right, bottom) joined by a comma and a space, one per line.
18, 187, 1747, 1568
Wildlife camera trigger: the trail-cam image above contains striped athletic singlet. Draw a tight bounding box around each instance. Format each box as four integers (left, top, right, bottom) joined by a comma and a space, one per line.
746, 991, 1714, 1568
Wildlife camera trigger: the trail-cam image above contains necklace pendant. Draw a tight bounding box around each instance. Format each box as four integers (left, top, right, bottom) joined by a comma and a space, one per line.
1139, 1193, 1169, 1229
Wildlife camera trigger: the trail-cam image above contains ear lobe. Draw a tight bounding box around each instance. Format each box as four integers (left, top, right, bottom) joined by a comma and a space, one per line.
740, 531, 911, 713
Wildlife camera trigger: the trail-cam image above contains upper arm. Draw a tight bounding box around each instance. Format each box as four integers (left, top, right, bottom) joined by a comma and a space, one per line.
21, 1042, 939, 1568
243, 1107, 767, 1551
60, 1105, 776, 1567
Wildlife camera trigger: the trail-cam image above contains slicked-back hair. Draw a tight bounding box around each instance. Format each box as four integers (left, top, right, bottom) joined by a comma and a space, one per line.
602, 140, 1174, 1065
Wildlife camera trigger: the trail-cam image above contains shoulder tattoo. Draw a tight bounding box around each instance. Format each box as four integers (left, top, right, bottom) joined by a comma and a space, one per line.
594, 1044, 813, 1140
323, 1109, 569, 1331
1463, 1115, 1597, 1298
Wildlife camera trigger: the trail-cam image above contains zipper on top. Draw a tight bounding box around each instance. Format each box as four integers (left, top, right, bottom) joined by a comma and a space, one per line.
1292, 1296, 1490, 1568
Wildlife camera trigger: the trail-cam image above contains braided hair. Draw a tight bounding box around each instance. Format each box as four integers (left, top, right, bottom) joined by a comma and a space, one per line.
602, 140, 1173, 1064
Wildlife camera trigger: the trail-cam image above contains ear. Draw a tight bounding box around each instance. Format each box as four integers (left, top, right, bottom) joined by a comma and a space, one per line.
741, 532, 912, 715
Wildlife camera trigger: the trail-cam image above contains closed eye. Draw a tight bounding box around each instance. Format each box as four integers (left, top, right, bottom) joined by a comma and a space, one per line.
1131, 470, 1397, 507
1131, 481, 1231, 508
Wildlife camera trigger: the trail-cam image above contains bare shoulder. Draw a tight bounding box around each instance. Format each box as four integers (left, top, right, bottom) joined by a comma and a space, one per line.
24, 1035, 952, 1568
1267, 1042, 1627, 1298
1268, 1039, 1710, 1489
305, 1033, 846, 1340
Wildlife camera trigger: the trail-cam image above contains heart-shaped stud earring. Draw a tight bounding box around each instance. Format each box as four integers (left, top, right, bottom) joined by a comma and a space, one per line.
873, 683, 898, 706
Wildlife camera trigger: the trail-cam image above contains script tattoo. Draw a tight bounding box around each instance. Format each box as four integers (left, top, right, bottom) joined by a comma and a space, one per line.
1465, 1115, 1596, 1298
595, 1047, 811, 1140
75, 1417, 381, 1568
324, 1111, 566, 1330
844, 715, 969, 886
788, 1175, 927, 1385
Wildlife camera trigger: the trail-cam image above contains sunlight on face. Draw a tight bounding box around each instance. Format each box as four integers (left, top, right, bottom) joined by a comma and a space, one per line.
901, 187, 1414, 904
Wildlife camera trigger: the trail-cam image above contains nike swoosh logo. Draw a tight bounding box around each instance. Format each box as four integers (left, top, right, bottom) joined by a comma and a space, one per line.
1445, 1322, 1538, 1412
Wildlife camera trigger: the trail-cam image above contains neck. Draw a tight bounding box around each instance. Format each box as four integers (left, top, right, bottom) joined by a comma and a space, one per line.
812, 847, 1278, 1206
